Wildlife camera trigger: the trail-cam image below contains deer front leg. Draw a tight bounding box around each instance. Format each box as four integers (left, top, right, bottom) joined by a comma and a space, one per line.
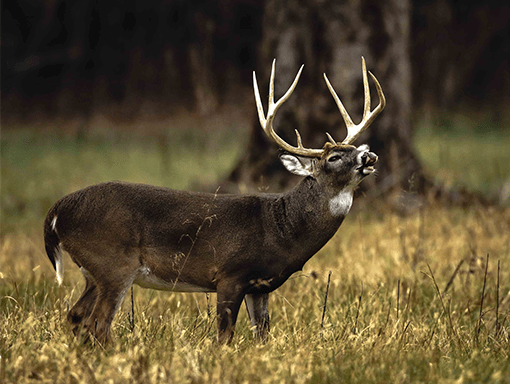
216, 282, 244, 344
245, 293, 270, 341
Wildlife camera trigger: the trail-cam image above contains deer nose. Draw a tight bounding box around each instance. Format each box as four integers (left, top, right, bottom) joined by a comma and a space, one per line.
363, 152, 378, 166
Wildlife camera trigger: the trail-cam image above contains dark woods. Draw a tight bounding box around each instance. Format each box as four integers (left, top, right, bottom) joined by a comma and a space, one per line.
2, 1, 262, 118
2, 0, 508, 120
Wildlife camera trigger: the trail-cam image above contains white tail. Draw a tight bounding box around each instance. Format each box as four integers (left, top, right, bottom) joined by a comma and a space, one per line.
54, 245, 64, 286
44, 58, 385, 344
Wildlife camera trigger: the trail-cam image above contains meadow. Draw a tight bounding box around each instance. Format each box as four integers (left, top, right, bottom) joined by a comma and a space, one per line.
1, 113, 509, 383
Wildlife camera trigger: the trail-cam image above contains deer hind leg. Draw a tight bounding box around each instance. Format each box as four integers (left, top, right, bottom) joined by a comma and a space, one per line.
64, 245, 141, 344
216, 282, 245, 344
80, 277, 133, 345
244, 293, 270, 341
67, 268, 98, 334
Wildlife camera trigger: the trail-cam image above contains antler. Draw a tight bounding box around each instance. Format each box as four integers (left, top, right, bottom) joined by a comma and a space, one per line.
323, 57, 386, 145
253, 59, 324, 157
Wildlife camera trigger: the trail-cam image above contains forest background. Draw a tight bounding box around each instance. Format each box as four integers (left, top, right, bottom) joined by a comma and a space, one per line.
1, 1, 510, 383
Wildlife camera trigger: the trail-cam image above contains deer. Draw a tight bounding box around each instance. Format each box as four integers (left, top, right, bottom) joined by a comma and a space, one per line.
44, 57, 385, 345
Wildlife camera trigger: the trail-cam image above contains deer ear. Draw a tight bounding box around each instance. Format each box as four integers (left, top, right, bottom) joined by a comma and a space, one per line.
280, 154, 314, 176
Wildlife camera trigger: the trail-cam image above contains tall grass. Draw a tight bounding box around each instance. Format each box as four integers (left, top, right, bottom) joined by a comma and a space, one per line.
1, 204, 509, 383
1, 118, 509, 383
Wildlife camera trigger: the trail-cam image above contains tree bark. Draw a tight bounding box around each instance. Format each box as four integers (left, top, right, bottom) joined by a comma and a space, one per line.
228, 0, 426, 195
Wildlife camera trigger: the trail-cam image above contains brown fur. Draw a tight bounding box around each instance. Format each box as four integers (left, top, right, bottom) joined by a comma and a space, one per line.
44, 144, 377, 344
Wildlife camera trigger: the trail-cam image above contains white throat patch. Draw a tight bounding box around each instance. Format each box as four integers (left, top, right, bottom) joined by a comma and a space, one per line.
329, 189, 354, 217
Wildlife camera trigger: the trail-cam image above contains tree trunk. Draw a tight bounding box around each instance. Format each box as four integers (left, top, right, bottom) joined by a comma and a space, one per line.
228, 0, 426, 196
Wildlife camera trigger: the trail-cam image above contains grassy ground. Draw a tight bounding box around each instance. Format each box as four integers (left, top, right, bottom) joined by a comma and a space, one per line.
414, 113, 510, 203
1, 117, 509, 383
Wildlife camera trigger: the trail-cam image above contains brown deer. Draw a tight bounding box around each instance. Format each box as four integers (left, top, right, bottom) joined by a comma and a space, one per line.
44, 58, 385, 344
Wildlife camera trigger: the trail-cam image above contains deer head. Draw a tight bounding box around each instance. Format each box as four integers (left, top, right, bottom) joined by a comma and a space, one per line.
253, 57, 385, 211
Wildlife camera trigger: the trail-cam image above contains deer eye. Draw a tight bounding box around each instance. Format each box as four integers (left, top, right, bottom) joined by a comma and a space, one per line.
328, 155, 341, 163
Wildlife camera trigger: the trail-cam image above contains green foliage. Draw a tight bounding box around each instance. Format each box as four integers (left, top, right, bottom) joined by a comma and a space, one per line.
1, 129, 240, 232
414, 114, 510, 203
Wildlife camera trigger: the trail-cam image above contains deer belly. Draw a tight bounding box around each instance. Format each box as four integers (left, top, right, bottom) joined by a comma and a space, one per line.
134, 266, 214, 293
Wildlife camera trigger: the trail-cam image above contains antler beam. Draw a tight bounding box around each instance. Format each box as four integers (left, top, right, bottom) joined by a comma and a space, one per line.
253, 60, 324, 158
323, 57, 386, 145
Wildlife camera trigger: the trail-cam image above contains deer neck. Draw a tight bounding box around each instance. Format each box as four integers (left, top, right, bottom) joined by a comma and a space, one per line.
274, 176, 353, 258
286, 175, 354, 219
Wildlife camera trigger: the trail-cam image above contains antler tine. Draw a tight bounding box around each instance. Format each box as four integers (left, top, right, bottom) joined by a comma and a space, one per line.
325, 132, 337, 144
323, 73, 355, 132
295, 129, 304, 148
324, 57, 386, 145
253, 68, 268, 129
362, 57, 370, 120
253, 60, 324, 157
268, 59, 276, 107
368, 70, 386, 119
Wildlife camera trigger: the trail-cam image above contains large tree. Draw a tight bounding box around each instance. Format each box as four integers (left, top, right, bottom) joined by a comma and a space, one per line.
227, 0, 425, 195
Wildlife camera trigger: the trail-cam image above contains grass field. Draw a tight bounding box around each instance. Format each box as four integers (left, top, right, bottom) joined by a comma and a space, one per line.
1, 116, 510, 383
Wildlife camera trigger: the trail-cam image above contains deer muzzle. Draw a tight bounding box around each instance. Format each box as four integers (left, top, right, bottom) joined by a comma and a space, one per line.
359, 151, 378, 175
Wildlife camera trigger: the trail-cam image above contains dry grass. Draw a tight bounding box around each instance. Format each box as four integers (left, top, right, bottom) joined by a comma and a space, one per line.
1, 204, 509, 383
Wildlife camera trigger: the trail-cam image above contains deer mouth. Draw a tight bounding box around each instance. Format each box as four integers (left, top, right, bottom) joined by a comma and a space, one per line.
359, 165, 375, 175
